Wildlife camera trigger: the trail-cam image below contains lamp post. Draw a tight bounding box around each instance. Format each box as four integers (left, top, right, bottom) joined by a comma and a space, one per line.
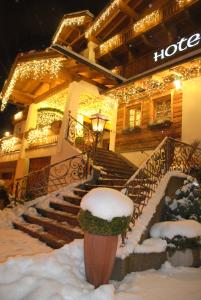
90, 113, 108, 151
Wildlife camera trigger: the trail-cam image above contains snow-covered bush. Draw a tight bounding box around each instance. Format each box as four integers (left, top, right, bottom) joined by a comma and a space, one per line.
158, 177, 201, 249
78, 187, 133, 236
164, 177, 201, 223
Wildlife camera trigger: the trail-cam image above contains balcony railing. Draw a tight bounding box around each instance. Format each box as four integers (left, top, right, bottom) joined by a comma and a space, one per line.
0, 136, 21, 155
95, 0, 196, 58
25, 124, 60, 149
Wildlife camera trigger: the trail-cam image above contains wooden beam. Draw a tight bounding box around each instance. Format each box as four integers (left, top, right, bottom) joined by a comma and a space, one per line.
119, 0, 139, 19
34, 82, 69, 103
11, 89, 34, 105
73, 73, 107, 91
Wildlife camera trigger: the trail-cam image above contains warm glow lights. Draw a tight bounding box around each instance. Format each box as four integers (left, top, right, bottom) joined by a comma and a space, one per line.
176, 0, 194, 8
85, 0, 121, 38
99, 34, 122, 56
97, 10, 161, 57
108, 59, 201, 103
53, 16, 86, 43
37, 108, 63, 127
14, 111, 23, 122
173, 79, 182, 89
132, 10, 161, 35
26, 126, 51, 146
1, 57, 65, 111
0, 137, 20, 154
4, 132, 11, 138
39, 88, 68, 112
78, 93, 117, 123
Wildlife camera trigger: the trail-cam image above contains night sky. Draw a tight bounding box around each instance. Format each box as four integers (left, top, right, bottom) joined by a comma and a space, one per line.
0, 0, 110, 136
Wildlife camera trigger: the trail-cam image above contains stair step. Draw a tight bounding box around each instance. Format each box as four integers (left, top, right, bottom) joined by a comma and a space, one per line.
100, 172, 130, 179
94, 163, 134, 173
73, 188, 88, 197
62, 195, 82, 206
98, 167, 134, 177
128, 194, 147, 203
50, 201, 80, 215
97, 178, 128, 186
13, 221, 66, 249
36, 207, 79, 227
94, 158, 134, 169
23, 214, 83, 240
84, 184, 125, 191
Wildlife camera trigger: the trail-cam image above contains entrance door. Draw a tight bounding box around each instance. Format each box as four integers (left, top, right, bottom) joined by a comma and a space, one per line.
27, 157, 51, 199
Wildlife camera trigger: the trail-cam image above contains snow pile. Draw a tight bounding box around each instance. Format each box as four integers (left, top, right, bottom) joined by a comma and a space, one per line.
150, 220, 201, 239
117, 171, 188, 258
0, 241, 201, 300
80, 187, 134, 221
134, 238, 167, 253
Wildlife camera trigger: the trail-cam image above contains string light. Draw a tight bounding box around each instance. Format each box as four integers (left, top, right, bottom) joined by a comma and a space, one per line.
132, 10, 161, 35
1, 57, 65, 111
53, 16, 86, 43
0, 137, 20, 154
176, 0, 194, 8
78, 92, 117, 124
37, 108, 63, 127
26, 126, 51, 146
39, 87, 68, 112
108, 58, 201, 103
85, 0, 121, 38
97, 10, 161, 57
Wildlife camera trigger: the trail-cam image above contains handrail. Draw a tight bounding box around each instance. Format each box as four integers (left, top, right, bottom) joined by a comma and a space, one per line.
14, 152, 91, 202
66, 112, 96, 157
125, 137, 201, 224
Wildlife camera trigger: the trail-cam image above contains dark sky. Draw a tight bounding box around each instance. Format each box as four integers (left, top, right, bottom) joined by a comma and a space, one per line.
0, 0, 110, 136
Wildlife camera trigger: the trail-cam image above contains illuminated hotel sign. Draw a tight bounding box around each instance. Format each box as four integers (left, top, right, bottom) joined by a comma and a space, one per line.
154, 33, 201, 62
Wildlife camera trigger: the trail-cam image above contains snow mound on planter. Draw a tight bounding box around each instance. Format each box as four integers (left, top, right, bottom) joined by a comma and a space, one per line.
150, 220, 201, 239
80, 187, 134, 221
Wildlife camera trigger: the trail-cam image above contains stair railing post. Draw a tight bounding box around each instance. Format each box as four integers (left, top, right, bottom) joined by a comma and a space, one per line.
165, 138, 175, 172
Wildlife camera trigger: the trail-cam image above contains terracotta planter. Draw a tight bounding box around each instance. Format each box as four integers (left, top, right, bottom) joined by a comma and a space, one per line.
84, 231, 118, 288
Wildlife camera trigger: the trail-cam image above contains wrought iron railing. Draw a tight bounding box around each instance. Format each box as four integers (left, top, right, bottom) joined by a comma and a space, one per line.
125, 137, 201, 224
66, 112, 96, 158
15, 113, 96, 202
14, 152, 91, 202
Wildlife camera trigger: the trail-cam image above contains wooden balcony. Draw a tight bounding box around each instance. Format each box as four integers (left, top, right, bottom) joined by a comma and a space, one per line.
0, 136, 21, 156
95, 0, 197, 59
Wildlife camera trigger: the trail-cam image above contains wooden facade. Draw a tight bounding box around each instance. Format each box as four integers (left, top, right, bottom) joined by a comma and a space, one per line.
115, 91, 182, 152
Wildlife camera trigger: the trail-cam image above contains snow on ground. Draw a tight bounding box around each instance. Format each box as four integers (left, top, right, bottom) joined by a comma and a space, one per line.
0, 228, 51, 263
0, 240, 200, 300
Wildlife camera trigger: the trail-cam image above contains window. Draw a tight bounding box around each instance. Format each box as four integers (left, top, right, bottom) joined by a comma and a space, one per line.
129, 106, 141, 128
154, 97, 171, 121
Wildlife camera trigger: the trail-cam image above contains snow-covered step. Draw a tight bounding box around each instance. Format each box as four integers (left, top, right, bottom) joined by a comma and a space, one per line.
50, 201, 80, 215
36, 207, 79, 227
62, 194, 82, 206
23, 214, 83, 240
73, 188, 88, 197
13, 221, 66, 249
84, 183, 125, 191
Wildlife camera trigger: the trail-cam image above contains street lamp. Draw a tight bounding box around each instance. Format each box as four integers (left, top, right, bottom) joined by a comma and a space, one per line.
90, 112, 108, 151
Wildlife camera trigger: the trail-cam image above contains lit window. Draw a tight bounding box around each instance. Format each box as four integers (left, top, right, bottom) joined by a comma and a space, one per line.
129, 106, 141, 128
154, 98, 171, 121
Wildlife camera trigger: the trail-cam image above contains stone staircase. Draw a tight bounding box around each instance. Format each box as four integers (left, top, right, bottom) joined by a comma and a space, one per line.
13, 148, 137, 248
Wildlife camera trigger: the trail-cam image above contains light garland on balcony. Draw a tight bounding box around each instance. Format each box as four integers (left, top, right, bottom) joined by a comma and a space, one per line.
1, 57, 65, 111
53, 16, 86, 43
37, 108, 63, 127
97, 10, 161, 57
1, 137, 20, 154
99, 34, 122, 56
85, 0, 121, 38
108, 59, 201, 103
176, 0, 193, 8
26, 126, 51, 146
132, 10, 161, 36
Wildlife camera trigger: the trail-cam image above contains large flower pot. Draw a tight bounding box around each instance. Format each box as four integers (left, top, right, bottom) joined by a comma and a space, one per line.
84, 231, 118, 288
